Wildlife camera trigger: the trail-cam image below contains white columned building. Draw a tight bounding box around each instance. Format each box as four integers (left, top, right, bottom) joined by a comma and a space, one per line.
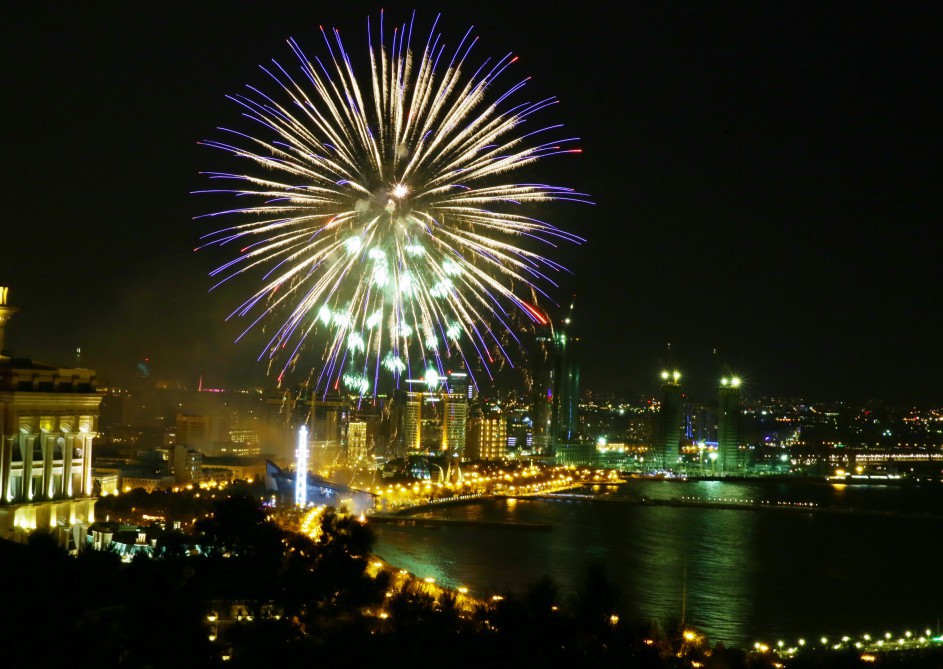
0, 287, 102, 547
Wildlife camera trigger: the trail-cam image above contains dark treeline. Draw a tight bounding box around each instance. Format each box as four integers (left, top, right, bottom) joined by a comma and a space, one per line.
2, 493, 940, 668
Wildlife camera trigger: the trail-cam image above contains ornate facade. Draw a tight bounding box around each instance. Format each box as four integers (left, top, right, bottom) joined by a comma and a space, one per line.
0, 287, 101, 546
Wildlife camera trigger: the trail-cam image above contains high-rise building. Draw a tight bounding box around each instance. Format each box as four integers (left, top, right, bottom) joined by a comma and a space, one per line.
552, 329, 580, 446
446, 369, 473, 401
347, 420, 368, 462
175, 413, 226, 454
535, 301, 581, 456
441, 392, 467, 456
657, 370, 683, 469
402, 391, 423, 452
506, 408, 535, 455
528, 302, 582, 459
441, 370, 469, 456
466, 411, 507, 461
717, 376, 742, 474
530, 324, 555, 454
684, 399, 716, 445
394, 369, 470, 457
0, 287, 101, 546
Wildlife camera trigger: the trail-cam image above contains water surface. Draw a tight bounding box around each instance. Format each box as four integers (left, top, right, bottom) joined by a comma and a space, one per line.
372, 479, 943, 645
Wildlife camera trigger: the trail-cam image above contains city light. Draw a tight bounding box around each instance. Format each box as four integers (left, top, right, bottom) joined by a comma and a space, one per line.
295, 425, 308, 508
3, 7, 942, 668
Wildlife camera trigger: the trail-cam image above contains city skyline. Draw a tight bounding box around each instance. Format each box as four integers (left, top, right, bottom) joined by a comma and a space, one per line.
5, 2, 940, 403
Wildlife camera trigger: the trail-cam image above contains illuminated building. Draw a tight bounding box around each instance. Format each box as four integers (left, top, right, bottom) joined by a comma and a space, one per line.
552, 329, 580, 446
117, 472, 174, 493
441, 393, 467, 455
220, 431, 261, 457
92, 469, 120, 496
506, 409, 535, 455
446, 369, 473, 401
0, 287, 100, 546
526, 301, 581, 459
396, 369, 468, 456
551, 303, 580, 450
717, 376, 743, 474
175, 413, 224, 454
530, 323, 555, 454
657, 370, 683, 470
554, 439, 598, 466
201, 456, 266, 483
466, 412, 507, 461
527, 302, 585, 462
347, 421, 368, 462
402, 391, 423, 452
172, 446, 202, 484
441, 371, 469, 456
552, 362, 597, 465
684, 400, 716, 445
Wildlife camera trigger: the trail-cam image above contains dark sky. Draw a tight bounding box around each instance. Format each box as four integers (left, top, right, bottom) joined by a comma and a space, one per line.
4, 1, 941, 404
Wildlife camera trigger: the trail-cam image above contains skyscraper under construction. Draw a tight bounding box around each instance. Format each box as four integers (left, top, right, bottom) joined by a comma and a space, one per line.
717, 376, 742, 474
657, 370, 683, 470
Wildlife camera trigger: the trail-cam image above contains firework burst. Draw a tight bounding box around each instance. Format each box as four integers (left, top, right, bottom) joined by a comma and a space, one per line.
196, 11, 588, 394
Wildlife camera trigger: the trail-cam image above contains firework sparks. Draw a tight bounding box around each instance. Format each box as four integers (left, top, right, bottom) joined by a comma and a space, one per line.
196, 11, 588, 394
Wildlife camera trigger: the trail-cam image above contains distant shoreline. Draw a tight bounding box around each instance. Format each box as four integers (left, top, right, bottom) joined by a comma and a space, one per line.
371, 481, 943, 522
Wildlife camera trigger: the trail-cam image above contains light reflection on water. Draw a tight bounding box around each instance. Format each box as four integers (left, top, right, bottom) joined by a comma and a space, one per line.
372, 480, 943, 645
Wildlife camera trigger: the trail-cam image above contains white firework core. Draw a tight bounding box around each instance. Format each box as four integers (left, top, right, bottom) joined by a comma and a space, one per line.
197, 11, 588, 394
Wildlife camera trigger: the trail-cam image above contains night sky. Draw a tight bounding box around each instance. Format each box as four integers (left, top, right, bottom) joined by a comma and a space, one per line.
4, 2, 940, 404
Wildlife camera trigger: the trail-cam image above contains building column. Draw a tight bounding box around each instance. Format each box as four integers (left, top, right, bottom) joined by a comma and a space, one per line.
43, 434, 55, 499
62, 433, 74, 497
23, 433, 35, 500
0, 435, 10, 501
81, 434, 94, 497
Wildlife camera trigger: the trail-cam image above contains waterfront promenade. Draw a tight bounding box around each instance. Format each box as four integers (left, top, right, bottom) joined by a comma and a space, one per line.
366, 481, 582, 529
